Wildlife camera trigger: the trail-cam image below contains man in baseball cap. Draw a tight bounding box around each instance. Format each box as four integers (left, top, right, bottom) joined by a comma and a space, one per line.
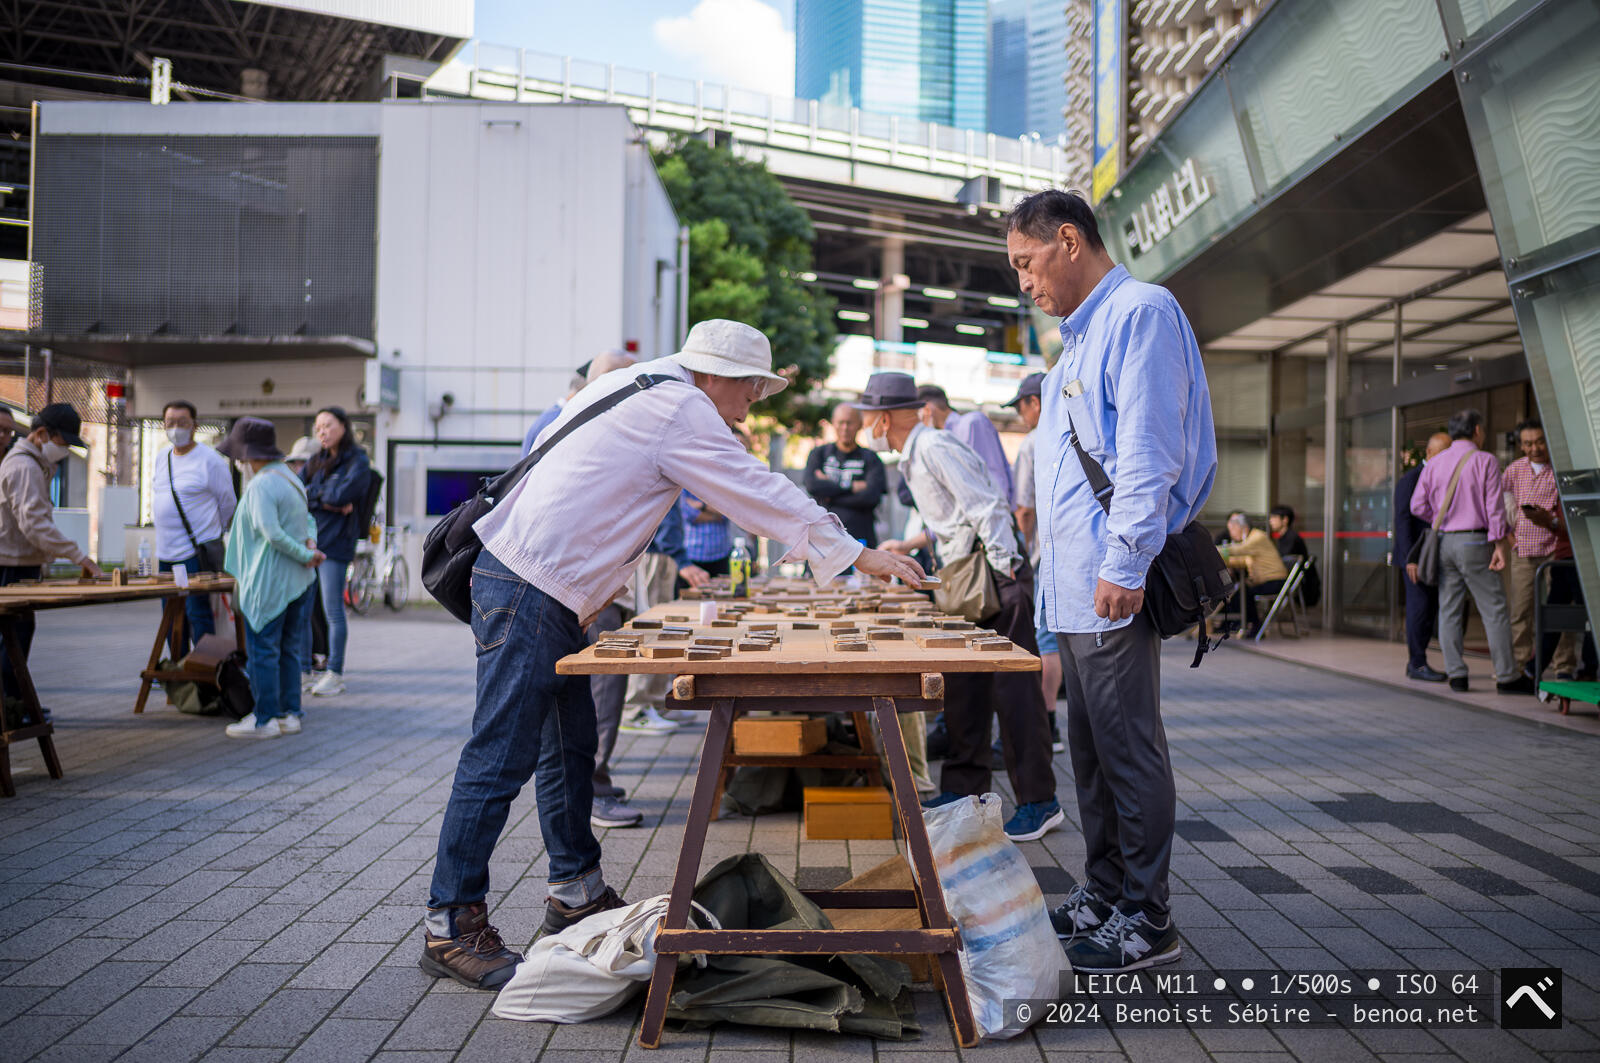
422, 321, 926, 992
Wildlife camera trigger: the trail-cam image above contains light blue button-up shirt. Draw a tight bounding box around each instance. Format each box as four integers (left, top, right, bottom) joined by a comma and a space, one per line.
1035, 265, 1217, 634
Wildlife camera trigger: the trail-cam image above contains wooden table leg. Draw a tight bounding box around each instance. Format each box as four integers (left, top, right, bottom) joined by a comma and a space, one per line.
707, 703, 740, 822
1, 615, 62, 793
638, 697, 737, 1048
873, 696, 978, 1048
851, 710, 885, 787
136, 598, 183, 714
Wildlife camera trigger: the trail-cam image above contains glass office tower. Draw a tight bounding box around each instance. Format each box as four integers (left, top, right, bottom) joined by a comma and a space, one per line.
796, 0, 988, 131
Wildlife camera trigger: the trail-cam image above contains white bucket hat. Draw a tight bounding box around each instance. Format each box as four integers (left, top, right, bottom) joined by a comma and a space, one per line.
285, 435, 319, 464
669, 319, 788, 399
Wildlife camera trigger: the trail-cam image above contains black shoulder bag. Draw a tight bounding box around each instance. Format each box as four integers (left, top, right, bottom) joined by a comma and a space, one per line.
422, 373, 677, 623
1067, 421, 1236, 667
167, 450, 228, 573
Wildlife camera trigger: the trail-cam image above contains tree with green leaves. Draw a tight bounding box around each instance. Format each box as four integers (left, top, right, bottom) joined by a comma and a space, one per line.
654, 136, 835, 432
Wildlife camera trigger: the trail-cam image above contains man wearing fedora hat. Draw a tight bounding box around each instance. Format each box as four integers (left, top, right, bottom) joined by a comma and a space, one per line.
0, 403, 105, 703
420, 319, 926, 992
855, 371, 1064, 844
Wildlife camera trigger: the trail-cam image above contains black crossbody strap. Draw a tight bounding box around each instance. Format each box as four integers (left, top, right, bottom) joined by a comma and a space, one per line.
167, 449, 203, 555
485, 373, 679, 502
1066, 413, 1115, 514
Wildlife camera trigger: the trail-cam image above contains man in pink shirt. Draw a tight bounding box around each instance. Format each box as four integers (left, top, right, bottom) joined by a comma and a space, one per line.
1410, 409, 1532, 694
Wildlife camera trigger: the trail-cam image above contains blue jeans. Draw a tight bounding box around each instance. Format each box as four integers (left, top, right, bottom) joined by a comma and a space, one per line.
245, 585, 314, 726
159, 555, 217, 657
302, 558, 349, 674
428, 550, 603, 911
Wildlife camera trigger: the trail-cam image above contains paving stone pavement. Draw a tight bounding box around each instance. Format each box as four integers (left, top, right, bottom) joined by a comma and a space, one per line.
2, 602, 1597, 1062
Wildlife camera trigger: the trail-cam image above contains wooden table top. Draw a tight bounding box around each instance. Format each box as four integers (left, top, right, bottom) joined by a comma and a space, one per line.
557, 598, 1040, 676
0, 575, 235, 612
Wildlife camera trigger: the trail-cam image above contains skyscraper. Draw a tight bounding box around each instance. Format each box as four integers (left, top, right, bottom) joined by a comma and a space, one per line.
796, 0, 988, 132
987, 0, 1029, 138
985, 0, 1076, 142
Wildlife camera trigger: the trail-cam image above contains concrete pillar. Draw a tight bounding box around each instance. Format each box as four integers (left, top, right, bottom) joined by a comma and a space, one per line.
875, 233, 906, 344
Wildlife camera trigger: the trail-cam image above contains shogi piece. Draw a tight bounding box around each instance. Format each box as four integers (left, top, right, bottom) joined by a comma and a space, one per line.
664, 614, 691, 622
658, 630, 692, 641
804, 786, 893, 840
693, 636, 734, 648
594, 646, 638, 659
829, 621, 857, 630
814, 609, 844, 619
736, 640, 773, 652
686, 648, 726, 661
916, 634, 967, 649
598, 632, 642, 645
631, 618, 663, 629
710, 619, 740, 628
903, 618, 936, 629
939, 619, 974, 630
733, 716, 826, 756
867, 629, 904, 641
641, 645, 685, 659
834, 640, 870, 652
972, 638, 1014, 652
747, 622, 778, 633
792, 621, 820, 630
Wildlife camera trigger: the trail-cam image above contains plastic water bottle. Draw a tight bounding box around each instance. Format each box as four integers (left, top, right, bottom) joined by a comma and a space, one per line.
728, 537, 751, 599
137, 538, 152, 577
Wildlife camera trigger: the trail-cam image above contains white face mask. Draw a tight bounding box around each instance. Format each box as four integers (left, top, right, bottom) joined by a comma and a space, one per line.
166, 426, 193, 448
1531, 461, 1548, 473
42, 441, 71, 464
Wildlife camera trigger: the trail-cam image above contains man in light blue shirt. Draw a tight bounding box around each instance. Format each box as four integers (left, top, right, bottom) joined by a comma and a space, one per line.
1007, 189, 1216, 975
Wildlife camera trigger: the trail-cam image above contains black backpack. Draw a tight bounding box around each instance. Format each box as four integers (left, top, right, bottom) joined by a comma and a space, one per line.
356, 465, 384, 538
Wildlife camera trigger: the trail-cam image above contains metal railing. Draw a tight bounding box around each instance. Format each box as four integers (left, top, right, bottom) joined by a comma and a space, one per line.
427, 43, 1078, 195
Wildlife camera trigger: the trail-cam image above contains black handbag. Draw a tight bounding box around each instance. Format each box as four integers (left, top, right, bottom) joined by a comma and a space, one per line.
1067, 422, 1236, 667
167, 450, 228, 572
422, 373, 678, 623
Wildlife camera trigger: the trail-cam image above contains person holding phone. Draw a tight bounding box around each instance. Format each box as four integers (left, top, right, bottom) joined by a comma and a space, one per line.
1503, 419, 1582, 679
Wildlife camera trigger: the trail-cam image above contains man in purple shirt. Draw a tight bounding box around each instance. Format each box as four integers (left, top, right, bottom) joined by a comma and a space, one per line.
1410, 408, 1531, 695
917, 385, 1014, 505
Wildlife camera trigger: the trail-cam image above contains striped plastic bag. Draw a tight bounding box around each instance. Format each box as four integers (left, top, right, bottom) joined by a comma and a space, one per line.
924, 793, 1069, 1039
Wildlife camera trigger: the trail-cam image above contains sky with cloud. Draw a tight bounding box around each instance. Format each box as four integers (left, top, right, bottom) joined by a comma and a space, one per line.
475, 0, 797, 97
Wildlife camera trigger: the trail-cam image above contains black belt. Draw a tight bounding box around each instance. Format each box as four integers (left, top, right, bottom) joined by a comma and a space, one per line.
1442, 528, 1488, 534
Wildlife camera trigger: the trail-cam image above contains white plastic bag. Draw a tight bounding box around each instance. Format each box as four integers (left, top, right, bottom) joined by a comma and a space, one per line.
492, 894, 714, 1023
924, 794, 1069, 1040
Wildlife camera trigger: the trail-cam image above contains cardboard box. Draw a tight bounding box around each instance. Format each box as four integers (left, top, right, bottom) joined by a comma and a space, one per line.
822, 856, 932, 982
732, 716, 826, 756
804, 786, 893, 840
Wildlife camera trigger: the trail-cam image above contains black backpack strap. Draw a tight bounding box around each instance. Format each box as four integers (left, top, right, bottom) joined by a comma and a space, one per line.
484, 373, 679, 503
1066, 413, 1115, 515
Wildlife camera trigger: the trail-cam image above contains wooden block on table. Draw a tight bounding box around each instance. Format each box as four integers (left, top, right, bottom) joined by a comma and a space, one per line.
733, 716, 826, 756
693, 636, 734, 648
834, 640, 871, 652
641, 645, 685, 659
829, 620, 857, 630
814, 609, 844, 619
736, 640, 773, 651
664, 614, 691, 622
792, 621, 820, 630
902, 618, 937, 629
747, 622, 778, 633
686, 648, 726, 661
973, 638, 1014, 652
867, 629, 905, 641
598, 631, 642, 644
710, 619, 740, 628
630, 618, 663, 629
804, 786, 893, 839
657, 630, 691, 641
915, 633, 967, 649
939, 619, 973, 630
594, 646, 639, 659
680, 589, 703, 599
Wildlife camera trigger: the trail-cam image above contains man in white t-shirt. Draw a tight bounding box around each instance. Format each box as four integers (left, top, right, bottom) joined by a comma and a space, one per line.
151, 400, 237, 653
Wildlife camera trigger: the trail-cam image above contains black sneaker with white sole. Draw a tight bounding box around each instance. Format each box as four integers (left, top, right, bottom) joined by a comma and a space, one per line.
1064, 907, 1182, 973
1049, 881, 1116, 941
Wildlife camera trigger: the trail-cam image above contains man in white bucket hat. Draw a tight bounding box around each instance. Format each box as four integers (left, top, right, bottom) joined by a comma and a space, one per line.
420, 319, 927, 992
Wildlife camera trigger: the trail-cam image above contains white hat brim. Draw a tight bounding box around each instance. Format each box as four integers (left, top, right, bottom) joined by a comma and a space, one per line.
670, 352, 789, 398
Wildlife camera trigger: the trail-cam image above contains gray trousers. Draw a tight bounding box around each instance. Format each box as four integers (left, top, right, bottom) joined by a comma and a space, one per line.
1058, 612, 1174, 919
1437, 532, 1517, 684
585, 604, 627, 800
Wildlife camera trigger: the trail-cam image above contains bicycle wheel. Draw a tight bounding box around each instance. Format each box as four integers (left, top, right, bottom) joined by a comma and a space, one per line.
347, 556, 377, 615
384, 556, 410, 611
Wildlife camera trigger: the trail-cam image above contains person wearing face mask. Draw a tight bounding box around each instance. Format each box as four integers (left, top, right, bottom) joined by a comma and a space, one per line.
0, 403, 105, 702
150, 400, 237, 656
299, 405, 372, 698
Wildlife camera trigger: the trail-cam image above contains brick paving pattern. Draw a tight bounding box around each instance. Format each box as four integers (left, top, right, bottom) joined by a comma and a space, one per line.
2, 602, 1597, 1061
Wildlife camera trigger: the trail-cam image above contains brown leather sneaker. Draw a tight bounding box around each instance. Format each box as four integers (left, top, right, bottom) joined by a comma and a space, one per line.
542, 885, 628, 935
419, 903, 522, 990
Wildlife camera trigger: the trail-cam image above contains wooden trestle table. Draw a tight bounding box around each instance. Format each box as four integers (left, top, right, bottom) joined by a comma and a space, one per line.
0, 573, 241, 797
557, 583, 1040, 1049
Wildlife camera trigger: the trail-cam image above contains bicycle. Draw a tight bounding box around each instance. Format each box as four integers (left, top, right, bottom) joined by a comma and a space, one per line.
347, 525, 410, 615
